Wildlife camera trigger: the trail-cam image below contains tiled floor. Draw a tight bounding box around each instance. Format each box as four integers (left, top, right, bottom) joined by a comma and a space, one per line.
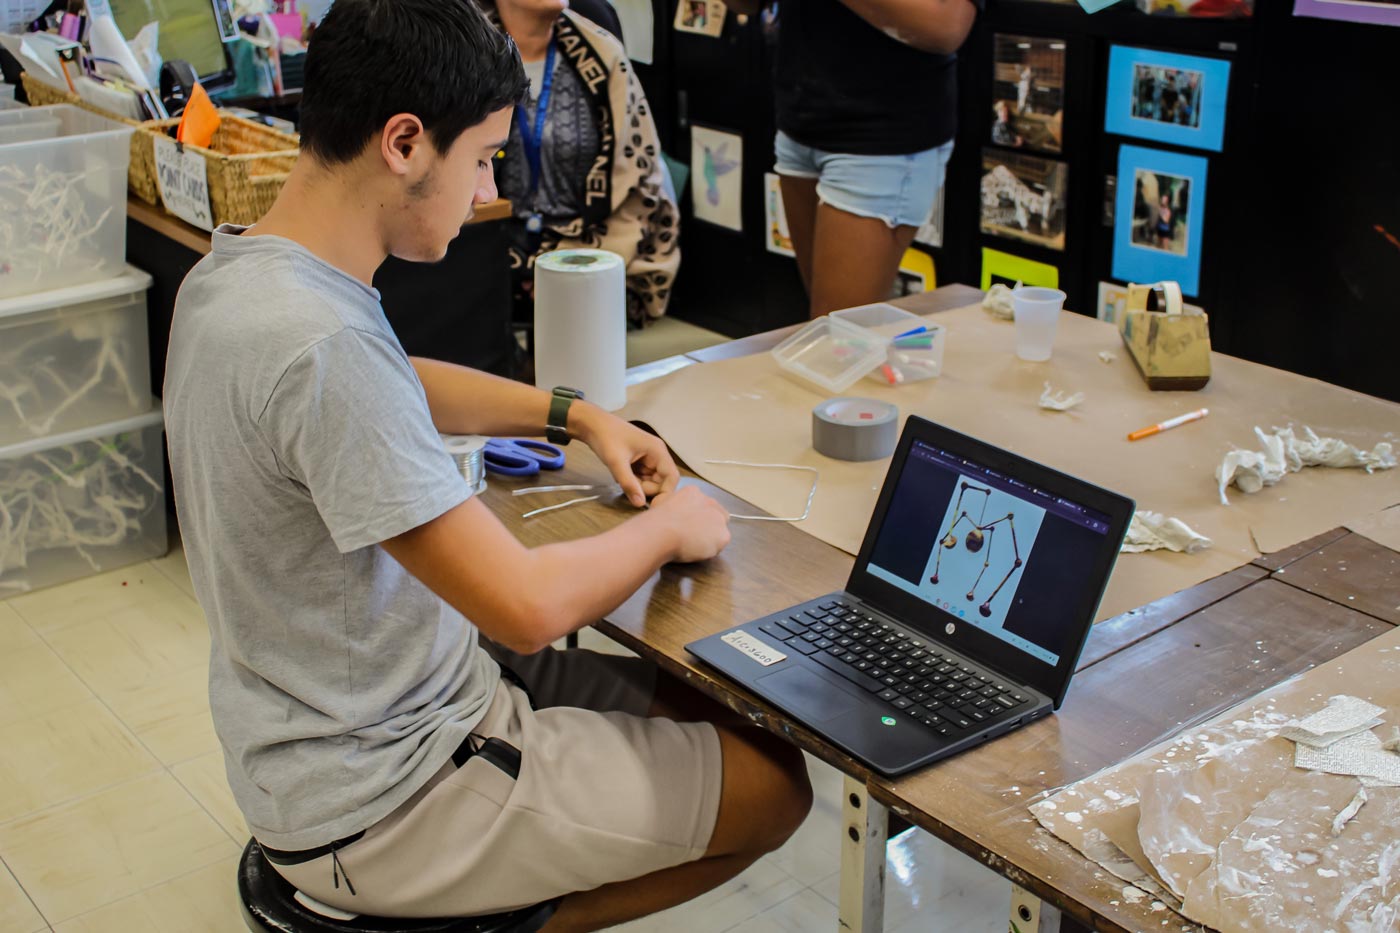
0, 542, 1011, 932
626, 316, 728, 368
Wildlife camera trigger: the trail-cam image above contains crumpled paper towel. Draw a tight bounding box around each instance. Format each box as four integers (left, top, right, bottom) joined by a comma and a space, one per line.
1098, 350, 1117, 363
1039, 382, 1084, 412
1121, 510, 1213, 554
982, 283, 1017, 320
1216, 425, 1396, 505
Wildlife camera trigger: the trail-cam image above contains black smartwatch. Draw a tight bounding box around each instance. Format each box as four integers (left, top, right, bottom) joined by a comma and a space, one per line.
546, 386, 585, 445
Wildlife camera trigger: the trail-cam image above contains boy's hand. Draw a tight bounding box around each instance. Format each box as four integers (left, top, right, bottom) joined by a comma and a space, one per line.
648, 485, 732, 563
570, 403, 680, 507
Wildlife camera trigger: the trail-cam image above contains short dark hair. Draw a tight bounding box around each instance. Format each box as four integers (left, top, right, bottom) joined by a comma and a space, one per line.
299, 0, 527, 165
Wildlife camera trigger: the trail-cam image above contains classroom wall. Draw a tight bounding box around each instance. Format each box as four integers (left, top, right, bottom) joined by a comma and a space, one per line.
657, 0, 1400, 402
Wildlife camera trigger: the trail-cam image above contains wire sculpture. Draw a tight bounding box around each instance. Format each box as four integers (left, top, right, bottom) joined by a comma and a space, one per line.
929, 481, 1023, 618
0, 428, 161, 593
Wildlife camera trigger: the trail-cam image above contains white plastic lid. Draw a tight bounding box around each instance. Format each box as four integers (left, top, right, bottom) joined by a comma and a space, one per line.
0, 405, 163, 460
0, 265, 154, 320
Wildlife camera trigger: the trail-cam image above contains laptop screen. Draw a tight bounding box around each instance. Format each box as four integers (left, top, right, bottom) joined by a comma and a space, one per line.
862, 438, 1115, 669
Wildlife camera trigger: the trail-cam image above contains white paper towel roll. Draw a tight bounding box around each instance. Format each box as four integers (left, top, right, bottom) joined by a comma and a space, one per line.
534, 249, 627, 411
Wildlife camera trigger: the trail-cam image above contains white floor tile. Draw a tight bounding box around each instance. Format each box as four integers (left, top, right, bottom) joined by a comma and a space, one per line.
52, 856, 244, 933
814, 828, 1009, 932
726, 885, 838, 933
611, 858, 799, 933
0, 771, 236, 923
7, 567, 193, 636
0, 700, 160, 824
148, 548, 197, 601
0, 858, 46, 933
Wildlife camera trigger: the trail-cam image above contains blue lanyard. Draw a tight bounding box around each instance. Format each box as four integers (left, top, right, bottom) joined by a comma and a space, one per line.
515, 40, 557, 199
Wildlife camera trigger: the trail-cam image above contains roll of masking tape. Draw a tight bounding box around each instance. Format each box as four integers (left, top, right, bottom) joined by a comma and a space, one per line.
1153, 280, 1184, 315
812, 398, 899, 461
442, 434, 488, 494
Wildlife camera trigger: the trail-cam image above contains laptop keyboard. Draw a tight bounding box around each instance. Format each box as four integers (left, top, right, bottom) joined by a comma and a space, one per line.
755, 599, 1033, 738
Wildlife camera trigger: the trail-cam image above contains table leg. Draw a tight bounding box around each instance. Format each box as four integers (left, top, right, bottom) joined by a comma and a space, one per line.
838, 775, 887, 933
1010, 883, 1064, 933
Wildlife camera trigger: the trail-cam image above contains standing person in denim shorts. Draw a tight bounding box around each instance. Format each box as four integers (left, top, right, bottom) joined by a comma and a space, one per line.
726, 0, 981, 317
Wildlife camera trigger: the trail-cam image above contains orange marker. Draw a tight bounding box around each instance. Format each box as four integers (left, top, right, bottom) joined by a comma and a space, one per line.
1128, 407, 1208, 441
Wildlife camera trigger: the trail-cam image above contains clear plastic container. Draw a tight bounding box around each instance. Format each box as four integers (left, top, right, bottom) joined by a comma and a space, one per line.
832, 302, 946, 385
0, 105, 134, 300
771, 316, 888, 394
0, 407, 168, 595
0, 266, 154, 446
0, 107, 63, 144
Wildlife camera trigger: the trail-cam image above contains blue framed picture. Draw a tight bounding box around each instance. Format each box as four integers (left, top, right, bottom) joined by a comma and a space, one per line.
1112, 145, 1208, 296
1104, 46, 1231, 152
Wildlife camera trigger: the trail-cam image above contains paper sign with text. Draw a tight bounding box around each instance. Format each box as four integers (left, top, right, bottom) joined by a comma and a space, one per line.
153, 135, 215, 232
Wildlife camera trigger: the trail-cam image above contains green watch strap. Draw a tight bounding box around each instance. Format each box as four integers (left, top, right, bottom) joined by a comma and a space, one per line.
546, 387, 583, 445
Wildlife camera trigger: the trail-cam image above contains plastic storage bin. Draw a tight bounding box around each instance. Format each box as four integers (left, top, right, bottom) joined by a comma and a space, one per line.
771, 315, 888, 394
0, 107, 62, 144
832, 302, 946, 385
0, 105, 134, 300
0, 407, 167, 595
0, 266, 154, 446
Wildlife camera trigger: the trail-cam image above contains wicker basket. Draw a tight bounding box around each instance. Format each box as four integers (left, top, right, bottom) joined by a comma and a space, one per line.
19, 72, 138, 123
130, 116, 299, 225
22, 73, 299, 224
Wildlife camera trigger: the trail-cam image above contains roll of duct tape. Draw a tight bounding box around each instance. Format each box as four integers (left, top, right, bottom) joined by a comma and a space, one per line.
442, 434, 488, 494
812, 398, 899, 461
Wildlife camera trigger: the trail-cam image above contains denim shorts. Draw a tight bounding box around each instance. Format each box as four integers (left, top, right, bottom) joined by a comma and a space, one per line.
774, 131, 954, 229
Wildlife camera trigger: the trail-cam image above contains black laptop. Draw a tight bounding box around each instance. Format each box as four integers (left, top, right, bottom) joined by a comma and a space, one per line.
687, 415, 1134, 776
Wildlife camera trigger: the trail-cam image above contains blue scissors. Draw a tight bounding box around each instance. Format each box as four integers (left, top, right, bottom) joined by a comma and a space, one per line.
483, 438, 566, 477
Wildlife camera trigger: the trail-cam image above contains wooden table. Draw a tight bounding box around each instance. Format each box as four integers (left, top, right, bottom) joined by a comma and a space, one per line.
482, 286, 1400, 933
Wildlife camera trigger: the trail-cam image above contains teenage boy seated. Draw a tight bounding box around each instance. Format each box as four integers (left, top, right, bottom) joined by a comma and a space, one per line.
162, 0, 811, 928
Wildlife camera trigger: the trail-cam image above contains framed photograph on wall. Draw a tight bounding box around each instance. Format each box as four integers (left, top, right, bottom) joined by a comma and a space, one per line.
1136, 0, 1253, 15
1293, 0, 1400, 26
1104, 46, 1231, 152
689, 124, 743, 231
1096, 281, 1129, 324
991, 35, 1066, 154
980, 149, 1069, 251
1112, 144, 1208, 296
981, 248, 1058, 290
674, 0, 727, 37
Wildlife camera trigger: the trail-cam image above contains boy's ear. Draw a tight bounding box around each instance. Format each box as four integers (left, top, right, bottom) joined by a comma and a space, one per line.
381, 114, 427, 175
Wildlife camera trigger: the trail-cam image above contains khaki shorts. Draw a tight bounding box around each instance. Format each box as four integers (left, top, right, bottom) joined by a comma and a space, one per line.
266, 643, 724, 917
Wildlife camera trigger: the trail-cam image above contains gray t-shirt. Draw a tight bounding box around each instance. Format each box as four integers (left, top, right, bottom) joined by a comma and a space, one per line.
164, 226, 499, 850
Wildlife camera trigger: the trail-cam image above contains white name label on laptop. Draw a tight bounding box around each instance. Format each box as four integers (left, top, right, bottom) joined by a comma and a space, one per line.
722, 630, 787, 666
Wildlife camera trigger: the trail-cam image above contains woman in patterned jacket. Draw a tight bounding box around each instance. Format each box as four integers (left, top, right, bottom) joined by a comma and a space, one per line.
488, 0, 680, 326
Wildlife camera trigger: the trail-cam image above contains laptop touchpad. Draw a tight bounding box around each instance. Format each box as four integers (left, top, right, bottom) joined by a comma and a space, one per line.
756, 668, 860, 722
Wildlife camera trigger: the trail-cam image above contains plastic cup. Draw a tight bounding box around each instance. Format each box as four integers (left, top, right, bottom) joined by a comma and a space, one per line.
1012, 287, 1066, 362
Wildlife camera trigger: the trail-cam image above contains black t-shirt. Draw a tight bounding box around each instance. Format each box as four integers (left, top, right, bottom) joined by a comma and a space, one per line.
774, 0, 980, 156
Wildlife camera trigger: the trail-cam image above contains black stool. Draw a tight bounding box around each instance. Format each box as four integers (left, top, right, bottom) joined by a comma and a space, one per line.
238, 839, 558, 933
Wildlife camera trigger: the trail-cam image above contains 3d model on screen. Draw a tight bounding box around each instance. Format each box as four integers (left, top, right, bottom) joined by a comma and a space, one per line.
929, 482, 1023, 618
